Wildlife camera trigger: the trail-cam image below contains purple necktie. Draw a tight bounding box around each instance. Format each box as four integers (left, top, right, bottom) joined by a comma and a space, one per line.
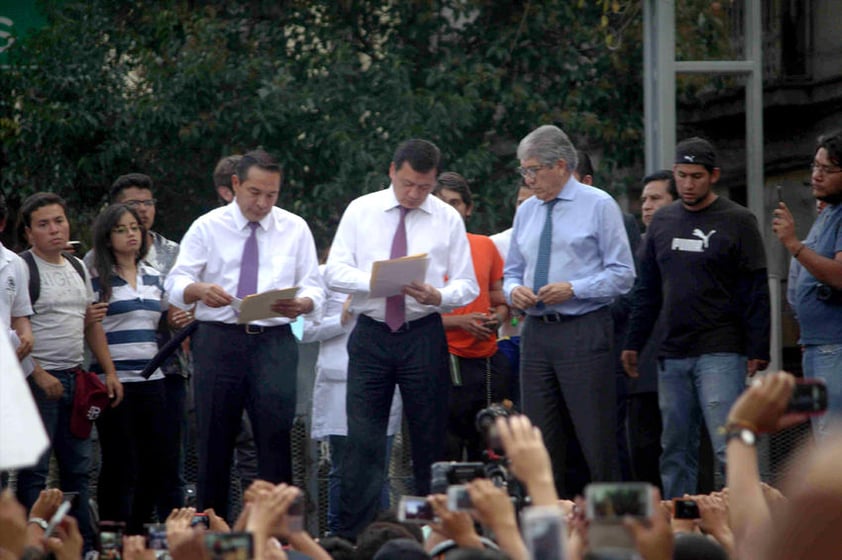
237, 222, 260, 298
385, 206, 410, 332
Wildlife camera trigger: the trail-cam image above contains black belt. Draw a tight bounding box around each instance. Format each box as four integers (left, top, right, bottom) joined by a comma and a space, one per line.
202, 321, 292, 335
358, 312, 440, 334
530, 312, 576, 323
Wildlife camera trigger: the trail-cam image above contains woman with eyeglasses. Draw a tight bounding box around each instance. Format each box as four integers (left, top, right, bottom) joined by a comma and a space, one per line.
87, 203, 177, 533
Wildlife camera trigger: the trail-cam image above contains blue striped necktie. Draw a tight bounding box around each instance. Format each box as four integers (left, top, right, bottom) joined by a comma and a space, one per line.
533, 198, 559, 301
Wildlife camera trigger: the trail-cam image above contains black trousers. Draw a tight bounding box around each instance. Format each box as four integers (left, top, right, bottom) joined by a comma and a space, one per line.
520, 308, 619, 498
445, 351, 512, 462
97, 379, 178, 534
627, 391, 663, 491
192, 322, 297, 519
339, 313, 450, 540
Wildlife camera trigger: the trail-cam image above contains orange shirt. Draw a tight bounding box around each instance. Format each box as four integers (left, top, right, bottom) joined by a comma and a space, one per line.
444, 233, 503, 359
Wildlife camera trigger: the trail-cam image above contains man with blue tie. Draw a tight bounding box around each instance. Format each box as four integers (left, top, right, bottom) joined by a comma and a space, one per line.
503, 125, 636, 497
165, 149, 324, 519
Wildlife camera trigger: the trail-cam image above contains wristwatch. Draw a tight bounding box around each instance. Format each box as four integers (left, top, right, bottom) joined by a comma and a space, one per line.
28, 517, 49, 531
725, 426, 757, 446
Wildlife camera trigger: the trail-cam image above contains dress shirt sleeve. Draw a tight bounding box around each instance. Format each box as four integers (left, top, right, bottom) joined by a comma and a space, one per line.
292, 223, 326, 319
438, 216, 479, 312
324, 201, 375, 295
302, 291, 349, 343
164, 220, 208, 309
568, 197, 636, 299
503, 214, 527, 303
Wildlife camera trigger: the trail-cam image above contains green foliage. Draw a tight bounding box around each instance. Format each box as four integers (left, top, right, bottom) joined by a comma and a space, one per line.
0, 0, 644, 248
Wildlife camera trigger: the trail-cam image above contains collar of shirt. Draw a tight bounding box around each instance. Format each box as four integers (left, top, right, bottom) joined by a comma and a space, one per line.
380, 184, 435, 215
230, 201, 273, 232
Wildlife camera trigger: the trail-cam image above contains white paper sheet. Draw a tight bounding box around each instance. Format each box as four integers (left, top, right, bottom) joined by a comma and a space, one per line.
369, 254, 430, 298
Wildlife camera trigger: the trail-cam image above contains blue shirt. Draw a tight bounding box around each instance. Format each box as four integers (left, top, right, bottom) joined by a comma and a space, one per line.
793, 203, 842, 345
503, 176, 635, 316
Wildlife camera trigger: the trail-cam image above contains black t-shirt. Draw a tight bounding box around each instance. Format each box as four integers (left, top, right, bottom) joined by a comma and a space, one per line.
626, 197, 770, 359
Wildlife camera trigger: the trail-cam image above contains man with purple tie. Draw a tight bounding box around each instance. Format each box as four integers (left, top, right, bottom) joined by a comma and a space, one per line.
165, 149, 324, 519
325, 139, 478, 540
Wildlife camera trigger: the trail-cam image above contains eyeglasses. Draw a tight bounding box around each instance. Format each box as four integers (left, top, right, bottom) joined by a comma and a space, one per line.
516, 165, 550, 179
124, 199, 156, 208
810, 163, 842, 176
112, 225, 142, 235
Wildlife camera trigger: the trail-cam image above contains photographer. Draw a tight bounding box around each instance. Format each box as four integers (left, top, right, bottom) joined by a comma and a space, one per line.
772, 130, 842, 438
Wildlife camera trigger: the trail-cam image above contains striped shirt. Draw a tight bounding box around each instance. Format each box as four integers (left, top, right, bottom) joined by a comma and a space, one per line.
90, 263, 166, 383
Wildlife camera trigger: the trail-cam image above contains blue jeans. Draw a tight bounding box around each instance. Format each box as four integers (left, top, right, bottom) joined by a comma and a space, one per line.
803, 343, 842, 439
327, 435, 394, 535
16, 369, 95, 551
658, 353, 746, 498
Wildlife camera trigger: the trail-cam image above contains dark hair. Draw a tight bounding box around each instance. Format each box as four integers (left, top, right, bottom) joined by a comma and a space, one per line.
434, 171, 472, 207
19, 192, 68, 230
317, 536, 355, 560
110, 173, 154, 203
355, 522, 417, 560
0, 190, 7, 225
643, 169, 678, 198
575, 150, 594, 180
393, 139, 441, 174
91, 204, 149, 302
213, 154, 243, 189
817, 130, 842, 167
235, 149, 282, 183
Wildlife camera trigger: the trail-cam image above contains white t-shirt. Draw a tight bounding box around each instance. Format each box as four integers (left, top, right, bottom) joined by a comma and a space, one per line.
1, 244, 32, 329
30, 253, 95, 371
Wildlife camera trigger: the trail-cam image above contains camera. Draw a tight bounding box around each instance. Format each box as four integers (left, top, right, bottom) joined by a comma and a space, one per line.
787, 379, 828, 415
475, 402, 513, 454
397, 496, 436, 524
585, 482, 653, 522
430, 462, 486, 495
204, 532, 253, 560
817, 283, 842, 304
672, 498, 700, 519
99, 521, 126, 560
191, 513, 210, 529
446, 485, 473, 511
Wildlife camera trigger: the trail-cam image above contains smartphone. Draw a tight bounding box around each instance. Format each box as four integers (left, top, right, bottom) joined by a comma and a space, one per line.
61, 491, 79, 508
286, 493, 304, 533
397, 496, 436, 524
521, 506, 566, 560
446, 484, 472, 511
191, 512, 210, 529
788, 379, 828, 414
145, 523, 168, 551
44, 499, 72, 538
67, 241, 82, 253
585, 482, 653, 522
204, 532, 253, 560
672, 498, 700, 519
99, 521, 126, 560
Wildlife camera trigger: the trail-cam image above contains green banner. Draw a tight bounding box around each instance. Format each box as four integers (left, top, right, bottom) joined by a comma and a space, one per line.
0, 1, 47, 64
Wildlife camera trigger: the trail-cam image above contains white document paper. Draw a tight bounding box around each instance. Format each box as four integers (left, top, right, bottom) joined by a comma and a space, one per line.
234, 287, 300, 324
369, 254, 430, 298
0, 333, 49, 471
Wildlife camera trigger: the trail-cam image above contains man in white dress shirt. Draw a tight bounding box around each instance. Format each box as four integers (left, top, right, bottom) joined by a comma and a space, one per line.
166, 149, 324, 519
325, 139, 478, 540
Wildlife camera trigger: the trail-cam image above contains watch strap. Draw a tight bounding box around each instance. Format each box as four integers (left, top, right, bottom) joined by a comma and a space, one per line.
28, 517, 49, 531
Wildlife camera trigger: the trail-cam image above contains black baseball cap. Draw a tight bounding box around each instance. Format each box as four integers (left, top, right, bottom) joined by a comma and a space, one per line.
675, 137, 717, 169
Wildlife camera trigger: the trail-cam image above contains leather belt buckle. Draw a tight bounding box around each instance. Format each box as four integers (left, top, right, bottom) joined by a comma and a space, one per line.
540, 313, 564, 323
245, 324, 265, 335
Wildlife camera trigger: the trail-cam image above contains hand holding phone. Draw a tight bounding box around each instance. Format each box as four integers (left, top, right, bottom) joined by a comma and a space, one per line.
43, 500, 72, 539
787, 379, 828, 415
521, 506, 566, 559
446, 485, 473, 511
672, 498, 700, 519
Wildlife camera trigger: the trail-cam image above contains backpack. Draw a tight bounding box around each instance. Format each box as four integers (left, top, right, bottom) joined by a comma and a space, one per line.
20, 250, 86, 308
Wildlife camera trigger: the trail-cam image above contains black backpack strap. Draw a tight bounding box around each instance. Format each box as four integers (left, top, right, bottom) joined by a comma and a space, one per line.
19, 250, 86, 306
20, 250, 40, 305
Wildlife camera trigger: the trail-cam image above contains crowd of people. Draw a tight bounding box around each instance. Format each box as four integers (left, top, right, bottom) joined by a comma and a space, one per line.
1, 124, 841, 560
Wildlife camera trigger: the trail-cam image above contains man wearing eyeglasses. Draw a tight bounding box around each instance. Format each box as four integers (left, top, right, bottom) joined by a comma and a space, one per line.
503, 125, 635, 497
623, 137, 770, 499
105, 173, 186, 516
773, 130, 842, 438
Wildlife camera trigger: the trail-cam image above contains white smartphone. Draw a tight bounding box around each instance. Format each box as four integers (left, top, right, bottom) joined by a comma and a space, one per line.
521, 505, 566, 560
397, 495, 436, 524
446, 484, 472, 511
585, 482, 653, 522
